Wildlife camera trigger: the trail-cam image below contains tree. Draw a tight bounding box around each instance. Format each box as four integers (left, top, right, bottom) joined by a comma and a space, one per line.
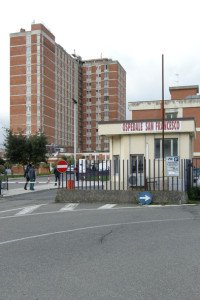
61, 155, 74, 165
4, 129, 48, 167
28, 133, 48, 166
4, 129, 28, 165
0, 157, 5, 165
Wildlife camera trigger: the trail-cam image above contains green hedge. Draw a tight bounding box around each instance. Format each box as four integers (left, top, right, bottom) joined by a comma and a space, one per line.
187, 187, 200, 201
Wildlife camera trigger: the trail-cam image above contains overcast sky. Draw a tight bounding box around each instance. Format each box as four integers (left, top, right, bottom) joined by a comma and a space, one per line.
1, 0, 200, 145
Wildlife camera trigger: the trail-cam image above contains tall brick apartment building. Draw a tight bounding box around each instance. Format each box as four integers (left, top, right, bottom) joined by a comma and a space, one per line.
10, 23, 126, 153
82, 59, 126, 152
128, 85, 200, 158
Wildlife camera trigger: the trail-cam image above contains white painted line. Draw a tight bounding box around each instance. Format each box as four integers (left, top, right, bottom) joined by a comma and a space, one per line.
0, 217, 194, 246
3, 181, 55, 184
59, 203, 79, 211
0, 203, 197, 221
0, 207, 26, 214
98, 204, 117, 209
15, 204, 45, 216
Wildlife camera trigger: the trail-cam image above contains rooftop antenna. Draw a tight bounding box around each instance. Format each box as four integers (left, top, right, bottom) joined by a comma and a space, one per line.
175, 73, 179, 86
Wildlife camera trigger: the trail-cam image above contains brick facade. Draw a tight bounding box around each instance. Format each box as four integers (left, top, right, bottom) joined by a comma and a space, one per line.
82, 59, 126, 152
10, 24, 126, 153
129, 85, 200, 158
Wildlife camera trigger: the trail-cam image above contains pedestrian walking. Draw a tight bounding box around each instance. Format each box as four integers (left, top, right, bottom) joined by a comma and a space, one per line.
24, 163, 31, 190
28, 165, 36, 191
74, 164, 79, 181
54, 166, 60, 187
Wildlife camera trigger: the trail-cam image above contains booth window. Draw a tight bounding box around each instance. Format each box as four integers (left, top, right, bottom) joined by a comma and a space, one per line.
130, 155, 144, 173
113, 155, 119, 174
155, 138, 178, 159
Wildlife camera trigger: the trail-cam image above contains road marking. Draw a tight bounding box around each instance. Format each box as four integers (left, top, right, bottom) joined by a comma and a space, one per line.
0, 203, 197, 221
0, 217, 194, 246
98, 204, 117, 209
15, 204, 46, 216
59, 203, 79, 211
0, 207, 27, 214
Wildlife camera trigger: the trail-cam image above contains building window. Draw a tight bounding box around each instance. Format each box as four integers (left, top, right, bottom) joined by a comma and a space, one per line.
26, 57, 31, 64
26, 66, 31, 74
26, 35, 31, 45
26, 86, 31, 94
155, 138, 178, 159
26, 46, 31, 54
104, 80, 108, 87
165, 112, 178, 119
104, 88, 108, 94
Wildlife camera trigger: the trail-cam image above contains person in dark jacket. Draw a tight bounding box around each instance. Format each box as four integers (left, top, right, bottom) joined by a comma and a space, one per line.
54, 167, 60, 187
28, 165, 36, 190
24, 163, 31, 190
74, 164, 79, 181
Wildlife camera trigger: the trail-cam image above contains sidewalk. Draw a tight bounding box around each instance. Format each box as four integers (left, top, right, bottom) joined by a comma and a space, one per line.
1, 181, 58, 197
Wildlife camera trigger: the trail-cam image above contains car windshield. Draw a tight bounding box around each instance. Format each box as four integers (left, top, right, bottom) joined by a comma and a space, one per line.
193, 168, 200, 176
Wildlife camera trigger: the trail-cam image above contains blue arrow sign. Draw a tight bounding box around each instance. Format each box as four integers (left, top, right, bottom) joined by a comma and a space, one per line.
138, 191, 153, 205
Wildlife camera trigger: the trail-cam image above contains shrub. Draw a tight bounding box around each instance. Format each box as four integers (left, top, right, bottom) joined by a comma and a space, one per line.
187, 187, 200, 201
40, 162, 49, 168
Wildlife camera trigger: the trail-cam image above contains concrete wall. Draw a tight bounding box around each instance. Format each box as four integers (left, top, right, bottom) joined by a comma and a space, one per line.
55, 189, 188, 205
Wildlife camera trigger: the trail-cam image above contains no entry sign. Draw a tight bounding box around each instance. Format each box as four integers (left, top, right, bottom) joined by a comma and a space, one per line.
57, 160, 68, 173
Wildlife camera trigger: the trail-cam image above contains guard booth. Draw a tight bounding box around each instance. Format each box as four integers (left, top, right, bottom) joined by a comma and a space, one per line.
98, 118, 196, 191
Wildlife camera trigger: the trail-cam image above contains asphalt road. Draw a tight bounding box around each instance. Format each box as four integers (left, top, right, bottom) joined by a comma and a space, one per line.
0, 193, 200, 300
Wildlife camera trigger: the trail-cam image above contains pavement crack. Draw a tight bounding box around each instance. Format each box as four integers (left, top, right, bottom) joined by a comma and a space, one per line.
99, 230, 112, 244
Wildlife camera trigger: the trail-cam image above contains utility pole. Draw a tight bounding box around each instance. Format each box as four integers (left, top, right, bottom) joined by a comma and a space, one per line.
72, 98, 77, 168
161, 54, 165, 190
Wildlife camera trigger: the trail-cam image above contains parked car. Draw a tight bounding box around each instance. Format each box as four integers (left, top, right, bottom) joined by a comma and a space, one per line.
193, 168, 200, 183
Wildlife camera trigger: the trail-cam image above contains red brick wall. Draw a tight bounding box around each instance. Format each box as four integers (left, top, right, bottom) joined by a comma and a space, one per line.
183, 107, 200, 126
10, 34, 26, 133
10, 27, 56, 144
183, 107, 200, 153
132, 109, 161, 120
82, 61, 126, 152
170, 88, 198, 100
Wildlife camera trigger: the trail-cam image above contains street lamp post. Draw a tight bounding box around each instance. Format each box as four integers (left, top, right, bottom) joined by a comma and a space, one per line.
72, 98, 77, 168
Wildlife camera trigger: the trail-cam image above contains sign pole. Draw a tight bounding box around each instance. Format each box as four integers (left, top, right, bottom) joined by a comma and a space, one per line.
162, 54, 165, 191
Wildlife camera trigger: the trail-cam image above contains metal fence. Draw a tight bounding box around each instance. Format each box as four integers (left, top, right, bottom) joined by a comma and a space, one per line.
1, 158, 199, 194
62, 158, 198, 192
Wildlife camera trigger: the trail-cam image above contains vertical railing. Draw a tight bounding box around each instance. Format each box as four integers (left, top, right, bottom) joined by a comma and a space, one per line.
68, 158, 194, 192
